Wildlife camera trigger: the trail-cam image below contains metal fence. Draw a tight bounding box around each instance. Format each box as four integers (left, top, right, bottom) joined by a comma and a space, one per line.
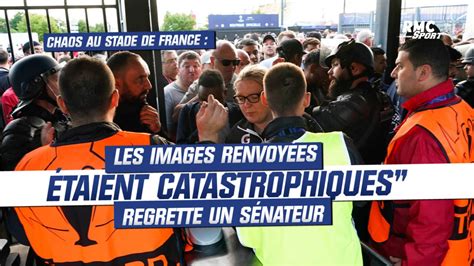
339, 4, 467, 35
0, 0, 122, 62
401, 5, 467, 36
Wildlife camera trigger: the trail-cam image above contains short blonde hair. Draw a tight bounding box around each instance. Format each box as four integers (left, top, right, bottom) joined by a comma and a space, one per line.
234, 64, 266, 90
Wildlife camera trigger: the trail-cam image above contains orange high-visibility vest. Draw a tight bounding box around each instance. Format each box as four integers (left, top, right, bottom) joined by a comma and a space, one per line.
368, 99, 474, 265
15, 131, 181, 265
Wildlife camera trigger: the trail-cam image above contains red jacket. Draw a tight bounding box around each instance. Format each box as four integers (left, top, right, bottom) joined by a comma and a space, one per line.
373, 80, 460, 265
1, 87, 18, 124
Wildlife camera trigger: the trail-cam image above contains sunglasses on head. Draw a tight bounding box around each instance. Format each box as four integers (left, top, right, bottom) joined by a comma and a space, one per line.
218, 58, 241, 66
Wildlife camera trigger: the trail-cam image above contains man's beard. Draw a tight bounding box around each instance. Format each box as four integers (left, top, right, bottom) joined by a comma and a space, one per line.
120, 85, 148, 105
121, 93, 146, 104
114, 90, 148, 132
112, 82, 153, 132
327, 72, 353, 99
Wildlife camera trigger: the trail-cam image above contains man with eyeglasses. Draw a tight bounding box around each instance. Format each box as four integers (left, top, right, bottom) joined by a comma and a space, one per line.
238, 38, 260, 65
226, 65, 272, 144
161, 50, 178, 84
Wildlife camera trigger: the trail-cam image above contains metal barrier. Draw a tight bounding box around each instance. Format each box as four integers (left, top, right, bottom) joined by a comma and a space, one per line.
0, 0, 122, 62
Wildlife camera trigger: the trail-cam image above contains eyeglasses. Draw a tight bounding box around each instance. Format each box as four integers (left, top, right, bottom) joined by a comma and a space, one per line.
217, 58, 240, 66
234, 93, 261, 104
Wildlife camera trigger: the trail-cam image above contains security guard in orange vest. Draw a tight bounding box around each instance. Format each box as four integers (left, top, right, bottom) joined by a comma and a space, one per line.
13, 57, 228, 265
368, 39, 474, 265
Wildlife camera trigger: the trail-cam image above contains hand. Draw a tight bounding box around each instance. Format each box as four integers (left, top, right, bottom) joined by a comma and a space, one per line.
140, 104, 161, 133
272, 57, 286, 66
189, 95, 200, 103
389, 256, 402, 266
41, 122, 55, 145
196, 94, 228, 143
173, 96, 199, 122
172, 104, 184, 123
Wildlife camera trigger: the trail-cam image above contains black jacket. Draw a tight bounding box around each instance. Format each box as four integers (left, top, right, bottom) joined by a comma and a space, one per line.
455, 78, 474, 108
0, 104, 69, 171
114, 101, 150, 133
225, 119, 264, 144
261, 116, 363, 164
0, 104, 68, 247
176, 101, 243, 144
305, 85, 327, 114
226, 113, 323, 144
52, 122, 172, 146
312, 81, 393, 164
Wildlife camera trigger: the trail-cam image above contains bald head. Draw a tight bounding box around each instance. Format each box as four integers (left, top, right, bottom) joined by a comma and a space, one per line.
211, 40, 238, 83
214, 40, 237, 57
236, 49, 250, 74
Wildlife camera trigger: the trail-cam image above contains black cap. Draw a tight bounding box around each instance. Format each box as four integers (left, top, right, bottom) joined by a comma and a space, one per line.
324, 40, 374, 73
306, 31, 322, 41
277, 39, 306, 57
462, 46, 474, 65
262, 34, 276, 44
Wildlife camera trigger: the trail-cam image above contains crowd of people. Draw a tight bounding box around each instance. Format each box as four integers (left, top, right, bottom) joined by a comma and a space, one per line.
0, 28, 472, 265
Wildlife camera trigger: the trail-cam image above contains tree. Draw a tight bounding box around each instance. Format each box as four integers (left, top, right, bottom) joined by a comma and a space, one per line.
161, 12, 196, 31
55, 19, 68, 33
0, 12, 23, 33
0, 18, 7, 33
78, 19, 105, 32
78, 20, 87, 32
10, 12, 23, 32
91, 23, 105, 32
17, 13, 64, 42
197, 24, 208, 30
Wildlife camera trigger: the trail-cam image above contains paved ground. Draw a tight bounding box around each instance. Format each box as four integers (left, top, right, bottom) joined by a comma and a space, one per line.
9, 244, 28, 266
